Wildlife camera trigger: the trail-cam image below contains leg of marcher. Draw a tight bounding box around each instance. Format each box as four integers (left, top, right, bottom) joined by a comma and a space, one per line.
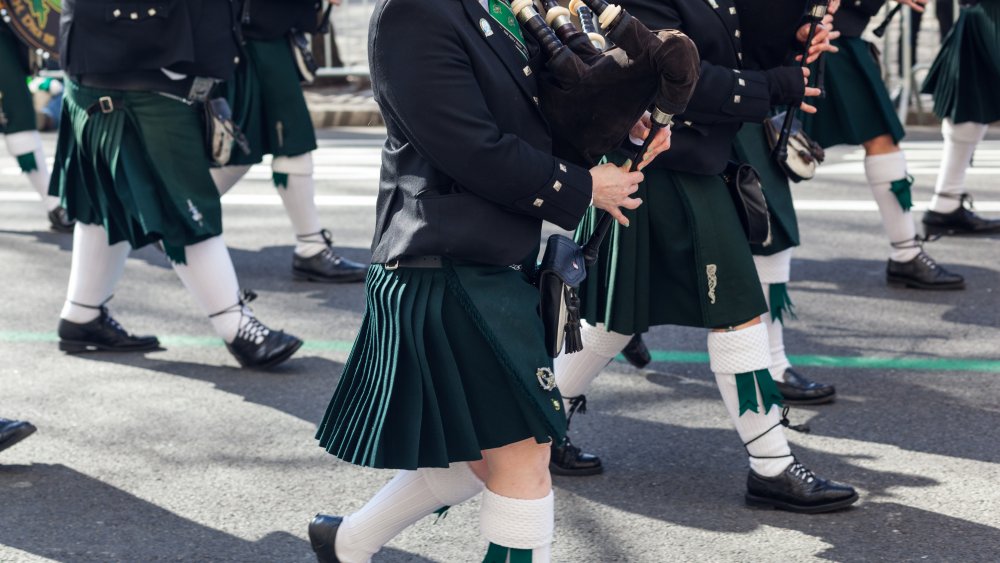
923, 119, 1000, 235
480, 439, 554, 563
4, 130, 72, 231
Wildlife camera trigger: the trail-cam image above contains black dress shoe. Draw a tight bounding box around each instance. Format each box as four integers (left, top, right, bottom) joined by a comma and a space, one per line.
48, 207, 75, 233
550, 438, 603, 476
292, 230, 367, 283
922, 194, 1000, 237
0, 418, 37, 454
886, 251, 965, 290
775, 368, 836, 405
621, 333, 651, 369
309, 514, 343, 563
58, 308, 161, 354
746, 459, 859, 514
226, 316, 303, 369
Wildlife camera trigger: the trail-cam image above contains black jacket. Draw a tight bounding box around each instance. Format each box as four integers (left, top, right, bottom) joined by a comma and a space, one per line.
369, 0, 592, 266
241, 0, 322, 41
834, 0, 886, 37
60, 0, 241, 81
735, 0, 809, 70
621, 0, 806, 174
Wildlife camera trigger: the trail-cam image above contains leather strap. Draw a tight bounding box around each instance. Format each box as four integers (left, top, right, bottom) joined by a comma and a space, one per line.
383, 256, 444, 270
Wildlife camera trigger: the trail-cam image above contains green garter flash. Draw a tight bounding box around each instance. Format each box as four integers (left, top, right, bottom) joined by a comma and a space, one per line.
890, 175, 915, 212
735, 369, 784, 415
272, 172, 289, 188
768, 283, 796, 325
484, 543, 532, 563
16, 152, 38, 173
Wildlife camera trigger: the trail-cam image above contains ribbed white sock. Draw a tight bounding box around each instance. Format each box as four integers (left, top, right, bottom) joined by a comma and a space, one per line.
169, 236, 243, 342
931, 119, 989, 213
479, 489, 554, 563
5, 132, 59, 211
273, 154, 326, 257
708, 325, 793, 477
209, 164, 252, 196
335, 463, 485, 563
554, 322, 633, 409
864, 152, 920, 262
752, 251, 793, 382
60, 223, 130, 323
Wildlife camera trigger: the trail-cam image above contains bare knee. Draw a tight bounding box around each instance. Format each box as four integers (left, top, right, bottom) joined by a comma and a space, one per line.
863, 134, 899, 156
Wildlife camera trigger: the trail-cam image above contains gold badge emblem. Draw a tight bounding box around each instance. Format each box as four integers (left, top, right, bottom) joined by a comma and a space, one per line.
536, 367, 557, 391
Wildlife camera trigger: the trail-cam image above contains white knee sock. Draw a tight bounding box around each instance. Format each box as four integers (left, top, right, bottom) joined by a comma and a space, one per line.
169, 236, 244, 342
554, 322, 633, 408
60, 223, 130, 323
864, 152, 920, 262
931, 119, 989, 213
5, 131, 59, 211
708, 324, 793, 477
480, 489, 554, 563
752, 250, 793, 382
209, 164, 252, 196
335, 463, 485, 563
273, 154, 325, 257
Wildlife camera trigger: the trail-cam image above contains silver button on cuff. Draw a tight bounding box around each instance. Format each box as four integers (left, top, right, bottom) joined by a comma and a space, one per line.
733, 95, 741, 104
533, 198, 544, 207
553, 180, 562, 192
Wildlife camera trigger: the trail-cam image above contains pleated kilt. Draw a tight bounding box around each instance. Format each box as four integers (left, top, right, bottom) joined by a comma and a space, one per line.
922, 0, 1000, 124
576, 163, 767, 335
732, 123, 800, 257
316, 261, 566, 470
226, 38, 318, 165
50, 80, 223, 264
0, 24, 36, 135
802, 37, 906, 148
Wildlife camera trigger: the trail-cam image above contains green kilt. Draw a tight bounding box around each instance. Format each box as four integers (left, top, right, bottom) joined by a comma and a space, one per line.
226, 38, 317, 166
0, 23, 36, 136
50, 80, 222, 264
732, 123, 800, 256
316, 261, 566, 470
802, 37, 905, 148
922, 0, 1000, 124
576, 164, 767, 335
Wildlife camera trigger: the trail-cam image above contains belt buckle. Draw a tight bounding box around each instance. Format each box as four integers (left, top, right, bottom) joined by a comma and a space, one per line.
98, 96, 115, 114
384, 259, 400, 271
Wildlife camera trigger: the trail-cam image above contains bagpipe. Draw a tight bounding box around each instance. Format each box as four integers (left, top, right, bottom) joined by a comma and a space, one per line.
511, 0, 701, 357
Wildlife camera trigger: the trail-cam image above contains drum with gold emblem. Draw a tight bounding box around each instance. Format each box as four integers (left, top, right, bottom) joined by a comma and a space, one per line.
0, 0, 61, 60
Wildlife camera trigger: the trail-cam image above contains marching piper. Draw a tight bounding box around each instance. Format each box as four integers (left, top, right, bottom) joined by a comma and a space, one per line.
551, 0, 859, 514
802, 0, 966, 289
307, 0, 661, 560
920, 0, 1000, 236
209, 0, 367, 284
51, 0, 302, 369
0, 17, 72, 232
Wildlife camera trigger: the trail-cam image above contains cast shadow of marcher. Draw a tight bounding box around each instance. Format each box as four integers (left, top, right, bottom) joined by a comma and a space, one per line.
0, 463, 434, 563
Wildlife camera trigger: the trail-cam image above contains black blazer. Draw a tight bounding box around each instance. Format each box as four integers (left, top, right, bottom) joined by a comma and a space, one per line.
368, 0, 592, 266
61, 0, 241, 81
242, 0, 322, 41
621, 0, 805, 174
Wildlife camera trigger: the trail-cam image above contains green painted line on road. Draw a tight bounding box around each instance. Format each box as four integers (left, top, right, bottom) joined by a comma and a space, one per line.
2, 331, 997, 373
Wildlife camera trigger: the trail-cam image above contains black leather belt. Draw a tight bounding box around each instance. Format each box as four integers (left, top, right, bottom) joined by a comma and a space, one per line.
77, 72, 195, 99
383, 256, 444, 270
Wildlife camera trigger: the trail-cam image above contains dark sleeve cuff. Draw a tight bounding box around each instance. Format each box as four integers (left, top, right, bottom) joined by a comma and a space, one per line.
765, 66, 806, 107
512, 159, 592, 230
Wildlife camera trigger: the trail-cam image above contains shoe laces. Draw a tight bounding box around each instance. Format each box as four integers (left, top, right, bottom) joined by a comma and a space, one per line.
236, 315, 271, 345
788, 461, 816, 484
99, 306, 129, 335
565, 395, 588, 430
916, 251, 940, 271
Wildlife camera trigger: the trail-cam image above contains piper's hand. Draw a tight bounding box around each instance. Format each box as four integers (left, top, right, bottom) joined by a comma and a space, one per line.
629, 113, 672, 171
828, 0, 841, 14
897, 0, 927, 13
795, 15, 840, 64
800, 67, 822, 114
590, 163, 644, 227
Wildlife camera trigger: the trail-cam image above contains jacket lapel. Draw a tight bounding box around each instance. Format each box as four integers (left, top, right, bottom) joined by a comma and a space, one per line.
459, 0, 545, 119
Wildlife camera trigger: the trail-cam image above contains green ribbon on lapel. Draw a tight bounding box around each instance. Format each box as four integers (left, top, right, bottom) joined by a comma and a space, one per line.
768, 283, 796, 325
489, 0, 528, 60
890, 174, 915, 212
484, 543, 532, 563
735, 369, 784, 415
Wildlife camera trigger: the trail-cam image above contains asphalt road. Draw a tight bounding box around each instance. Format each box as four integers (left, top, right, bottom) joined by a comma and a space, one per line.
1, 127, 999, 562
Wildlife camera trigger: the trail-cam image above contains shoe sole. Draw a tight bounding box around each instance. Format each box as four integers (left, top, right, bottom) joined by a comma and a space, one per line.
923, 224, 1000, 238
745, 491, 859, 514
549, 463, 604, 477
886, 276, 966, 291
0, 423, 37, 454
58, 340, 163, 354
238, 339, 304, 370
781, 393, 837, 406
292, 269, 367, 284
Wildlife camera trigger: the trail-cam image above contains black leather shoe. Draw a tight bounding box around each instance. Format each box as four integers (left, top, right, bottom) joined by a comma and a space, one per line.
48, 207, 75, 233
746, 459, 859, 514
309, 514, 343, 563
922, 194, 1000, 237
621, 333, 651, 369
292, 230, 367, 283
226, 316, 303, 369
775, 368, 836, 405
58, 307, 160, 354
886, 251, 965, 290
550, 438, 603, 476
0, 418, 37, 454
